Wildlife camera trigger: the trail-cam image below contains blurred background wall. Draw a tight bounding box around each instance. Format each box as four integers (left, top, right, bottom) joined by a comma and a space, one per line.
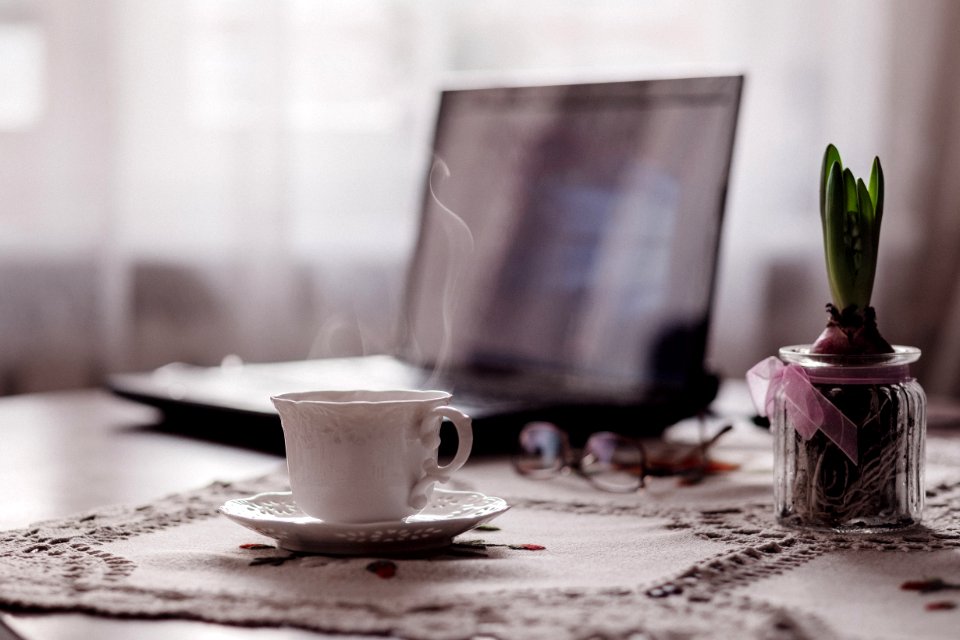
1, 0, 959, 396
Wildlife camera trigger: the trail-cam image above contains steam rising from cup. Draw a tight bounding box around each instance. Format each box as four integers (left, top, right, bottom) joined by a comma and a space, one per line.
424, 157, 475, 389
299, 156, 474, 389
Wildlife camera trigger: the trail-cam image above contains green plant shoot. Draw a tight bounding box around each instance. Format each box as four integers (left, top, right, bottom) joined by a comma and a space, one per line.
819, 143, 884, 311
812, 143, 892, 355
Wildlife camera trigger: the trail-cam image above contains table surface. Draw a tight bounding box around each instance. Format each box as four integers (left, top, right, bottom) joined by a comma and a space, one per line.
2, 386, 959, 640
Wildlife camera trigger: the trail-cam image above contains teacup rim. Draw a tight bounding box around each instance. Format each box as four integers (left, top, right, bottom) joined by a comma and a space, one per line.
271, 389, 452, 405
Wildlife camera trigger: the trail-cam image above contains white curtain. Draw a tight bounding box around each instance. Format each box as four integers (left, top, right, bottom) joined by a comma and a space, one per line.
1, 0, 958, 395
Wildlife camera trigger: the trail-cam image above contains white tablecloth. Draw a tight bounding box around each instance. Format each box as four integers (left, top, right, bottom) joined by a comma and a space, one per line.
2, 424, 960, 640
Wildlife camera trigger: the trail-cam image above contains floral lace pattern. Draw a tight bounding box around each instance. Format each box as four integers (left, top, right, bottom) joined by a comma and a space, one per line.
2, 438, 960, 640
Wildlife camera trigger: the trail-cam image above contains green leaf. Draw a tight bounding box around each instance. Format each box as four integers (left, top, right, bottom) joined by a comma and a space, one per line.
869, 156, 884, 247
857, 178, 875, 228
824, 161, 852, 309
843, 168, 858, 214
820, 144, 843, 224
855, 178, 877, 309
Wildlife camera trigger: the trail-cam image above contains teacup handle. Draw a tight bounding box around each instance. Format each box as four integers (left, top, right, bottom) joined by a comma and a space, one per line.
408, 406, 473, 511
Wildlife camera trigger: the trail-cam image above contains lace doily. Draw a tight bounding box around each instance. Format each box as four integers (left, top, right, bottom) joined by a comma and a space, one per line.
2, 437, 960, 640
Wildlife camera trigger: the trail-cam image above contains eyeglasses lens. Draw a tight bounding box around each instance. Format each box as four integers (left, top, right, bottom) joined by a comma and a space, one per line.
581, 432, 644, 492
515, 422, 567, 478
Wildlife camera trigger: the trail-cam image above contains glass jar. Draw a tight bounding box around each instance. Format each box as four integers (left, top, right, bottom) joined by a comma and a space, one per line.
773, 345, 926, 532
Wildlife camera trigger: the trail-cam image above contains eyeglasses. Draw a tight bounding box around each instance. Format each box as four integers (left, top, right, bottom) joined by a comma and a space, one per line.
513, 421, 734, 493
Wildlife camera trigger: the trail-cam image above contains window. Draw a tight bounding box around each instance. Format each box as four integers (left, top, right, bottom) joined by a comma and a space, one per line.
0, 21, 45, 130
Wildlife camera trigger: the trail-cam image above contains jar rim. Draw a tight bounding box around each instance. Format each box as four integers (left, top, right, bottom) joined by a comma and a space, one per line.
778, 345, 920, 368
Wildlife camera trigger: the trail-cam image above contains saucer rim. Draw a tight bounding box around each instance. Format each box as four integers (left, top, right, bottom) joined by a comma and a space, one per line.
219, 487, 508, 527
218, 488, 510, 555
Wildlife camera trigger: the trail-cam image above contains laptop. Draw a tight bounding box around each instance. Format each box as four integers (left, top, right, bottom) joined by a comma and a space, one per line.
109, 75, 743, 453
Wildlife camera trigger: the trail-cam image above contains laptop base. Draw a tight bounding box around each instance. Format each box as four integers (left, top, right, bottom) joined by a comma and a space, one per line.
113, 373, 718, 456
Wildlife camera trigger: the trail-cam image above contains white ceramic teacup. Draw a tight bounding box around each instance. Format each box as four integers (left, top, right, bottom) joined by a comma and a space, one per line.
271, 389, 473, 523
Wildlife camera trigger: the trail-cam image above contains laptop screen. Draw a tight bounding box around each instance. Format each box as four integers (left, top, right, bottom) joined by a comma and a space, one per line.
401, 76, 742, 395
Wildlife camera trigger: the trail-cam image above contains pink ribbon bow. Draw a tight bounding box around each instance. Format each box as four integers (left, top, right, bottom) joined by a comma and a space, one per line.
746, 357, 860, 464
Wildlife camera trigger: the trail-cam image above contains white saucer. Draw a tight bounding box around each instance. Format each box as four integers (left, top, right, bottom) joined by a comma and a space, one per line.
219, 489, 510, 555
